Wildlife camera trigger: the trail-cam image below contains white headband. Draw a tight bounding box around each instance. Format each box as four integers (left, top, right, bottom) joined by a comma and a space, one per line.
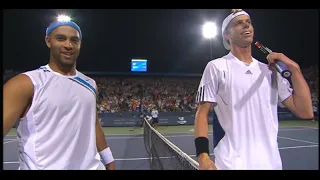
221, 10, 250, 50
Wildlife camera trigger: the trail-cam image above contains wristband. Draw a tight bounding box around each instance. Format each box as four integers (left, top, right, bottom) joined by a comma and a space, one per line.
195, 137, 209, 157
99, 147, 114, 165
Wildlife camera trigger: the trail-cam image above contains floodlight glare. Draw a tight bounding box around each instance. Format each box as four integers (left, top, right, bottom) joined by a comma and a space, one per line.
202, 22, 217, 39
57, 15, 71, 22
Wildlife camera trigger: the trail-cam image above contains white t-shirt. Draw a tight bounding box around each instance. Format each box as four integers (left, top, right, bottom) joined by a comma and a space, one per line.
151, 110, 159, 118
196, 52, 293, 170
17, 64, 105, 170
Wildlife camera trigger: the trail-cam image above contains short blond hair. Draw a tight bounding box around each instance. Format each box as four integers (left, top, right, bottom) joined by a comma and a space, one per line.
231, 9, 243, 14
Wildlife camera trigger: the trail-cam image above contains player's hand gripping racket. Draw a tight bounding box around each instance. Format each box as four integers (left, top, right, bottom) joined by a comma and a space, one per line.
255, 41, 292, 78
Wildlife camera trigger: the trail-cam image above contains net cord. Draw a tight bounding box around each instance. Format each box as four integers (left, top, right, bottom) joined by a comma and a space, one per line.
144, 117, 200, 169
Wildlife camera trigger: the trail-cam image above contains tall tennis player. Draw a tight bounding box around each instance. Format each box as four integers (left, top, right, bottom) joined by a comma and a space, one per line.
194, 9, 313, 170
3, 17, 116, 170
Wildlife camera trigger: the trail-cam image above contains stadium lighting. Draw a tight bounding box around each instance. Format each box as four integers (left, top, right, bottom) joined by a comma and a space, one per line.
202, 22, 217, 60
57, 15, 71, 22
202, 22, 217, 39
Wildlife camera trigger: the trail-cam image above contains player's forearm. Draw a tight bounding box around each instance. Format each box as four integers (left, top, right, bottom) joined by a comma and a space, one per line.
95, 121, 108, 152
194, 109, 211, 159
289, 66, 313, 118
96, 120, 115, 168
194, 112, 209, 138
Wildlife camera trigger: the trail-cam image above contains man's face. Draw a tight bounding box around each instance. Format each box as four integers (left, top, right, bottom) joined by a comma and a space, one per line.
45, 26, 81, 67
224, 14, 254, 49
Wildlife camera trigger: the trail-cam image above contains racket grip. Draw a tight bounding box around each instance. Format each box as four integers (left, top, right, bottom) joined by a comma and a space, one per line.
275, 60, 291, 78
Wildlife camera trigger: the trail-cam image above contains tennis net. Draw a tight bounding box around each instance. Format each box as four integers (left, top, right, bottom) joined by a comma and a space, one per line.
143, 117, 199, 170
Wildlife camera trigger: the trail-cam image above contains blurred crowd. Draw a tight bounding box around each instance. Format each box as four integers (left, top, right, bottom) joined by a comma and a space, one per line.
3, 66, 319, 114
302, 66, 319, 112
95, 77, 199, 113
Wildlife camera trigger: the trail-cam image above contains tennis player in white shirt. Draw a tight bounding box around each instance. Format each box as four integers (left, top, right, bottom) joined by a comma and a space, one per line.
3, 17, 116, 170
194, 9, 313, 170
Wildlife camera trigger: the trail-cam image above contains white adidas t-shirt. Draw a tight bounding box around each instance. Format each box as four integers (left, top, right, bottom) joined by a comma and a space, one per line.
196, 52, 293, 170
16, 64, 105, 170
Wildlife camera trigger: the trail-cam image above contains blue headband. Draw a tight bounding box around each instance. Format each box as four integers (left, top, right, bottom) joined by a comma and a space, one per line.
46, 21, 82, 40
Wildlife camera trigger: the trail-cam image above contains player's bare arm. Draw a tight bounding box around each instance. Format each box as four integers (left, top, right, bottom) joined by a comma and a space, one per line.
267, 53, 313, 119
95, 112, 116, 170
194, 102, 217, 170
95, 87, 116, 170
3, 74, 34, 137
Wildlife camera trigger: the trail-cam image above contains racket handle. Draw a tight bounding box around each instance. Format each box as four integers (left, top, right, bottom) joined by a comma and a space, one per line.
275, 60, 291, 78
254, 41, 292, 79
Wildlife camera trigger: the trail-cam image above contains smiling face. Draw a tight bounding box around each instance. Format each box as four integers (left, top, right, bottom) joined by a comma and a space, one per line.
224, 14, 254, 49
45, 25, 81, 68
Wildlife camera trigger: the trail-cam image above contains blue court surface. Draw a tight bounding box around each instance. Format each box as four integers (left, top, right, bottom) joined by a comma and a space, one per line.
3, 126, 319, 170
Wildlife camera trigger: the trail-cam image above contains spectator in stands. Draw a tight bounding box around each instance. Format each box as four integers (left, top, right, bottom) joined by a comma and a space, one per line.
151, 108, 159, 129
312, 103, 318, 121
91, 76, 200, 113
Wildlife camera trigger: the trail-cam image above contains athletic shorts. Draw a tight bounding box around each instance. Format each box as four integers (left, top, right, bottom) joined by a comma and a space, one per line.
152, 117, 158, 124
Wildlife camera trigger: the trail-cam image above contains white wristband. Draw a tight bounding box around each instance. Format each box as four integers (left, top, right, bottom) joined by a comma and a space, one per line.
99, 147, 114, 165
